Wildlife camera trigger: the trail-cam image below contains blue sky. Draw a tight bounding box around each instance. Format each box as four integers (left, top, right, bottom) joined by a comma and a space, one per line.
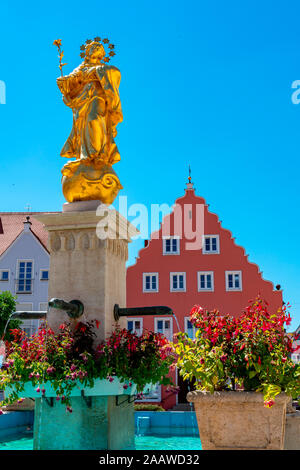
0, 0, 299, 330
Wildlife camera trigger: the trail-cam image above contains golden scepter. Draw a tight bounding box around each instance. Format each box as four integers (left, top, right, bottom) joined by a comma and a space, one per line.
53, 39, 67, 76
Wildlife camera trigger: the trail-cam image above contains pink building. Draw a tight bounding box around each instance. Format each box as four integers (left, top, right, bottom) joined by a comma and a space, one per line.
126, 178, 283, 409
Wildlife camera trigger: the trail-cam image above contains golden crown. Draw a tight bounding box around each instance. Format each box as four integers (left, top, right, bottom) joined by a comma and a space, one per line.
79, 37, 116, 64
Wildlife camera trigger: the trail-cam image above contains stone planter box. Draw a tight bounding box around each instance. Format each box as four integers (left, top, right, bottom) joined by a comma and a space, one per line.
187, 390, 290, 450
5, 377, 153, 399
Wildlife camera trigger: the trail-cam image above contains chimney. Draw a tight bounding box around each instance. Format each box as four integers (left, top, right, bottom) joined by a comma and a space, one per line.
23, 216, 32, 232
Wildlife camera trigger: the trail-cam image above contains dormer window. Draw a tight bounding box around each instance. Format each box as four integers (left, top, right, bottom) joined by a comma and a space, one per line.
163, 237, 180, 255
203, 235, 220, 254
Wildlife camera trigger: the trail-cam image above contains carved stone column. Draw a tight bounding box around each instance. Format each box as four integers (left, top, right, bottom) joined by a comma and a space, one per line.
34, 205, 138, 342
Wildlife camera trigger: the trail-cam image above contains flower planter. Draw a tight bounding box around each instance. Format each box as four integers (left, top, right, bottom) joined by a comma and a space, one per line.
5, 378, 154, 399
187, 390, 290, 450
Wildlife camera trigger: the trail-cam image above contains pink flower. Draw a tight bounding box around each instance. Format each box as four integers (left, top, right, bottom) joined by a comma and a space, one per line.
0, 410, 3, 415
56, 396, 60, 401
36, 387, 40, 393
123, 384, 128, 390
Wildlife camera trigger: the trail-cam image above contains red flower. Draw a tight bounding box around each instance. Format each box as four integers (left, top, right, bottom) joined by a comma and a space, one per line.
264, 399, 275, 408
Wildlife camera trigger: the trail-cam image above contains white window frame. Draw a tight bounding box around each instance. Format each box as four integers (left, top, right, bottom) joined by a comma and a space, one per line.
202, 235, 220, 254
0, 269, 10, 281
155, 317, 173, 341
197, 271, 214, 291
170, 272, 186, 292
143, 273, 159, 293
225, 270, 242, 291
40, 269, 49, 281
127, 318, 143, 336
163, 236, 180, 255
16, 259, 34, 294
184, 317, 197, 340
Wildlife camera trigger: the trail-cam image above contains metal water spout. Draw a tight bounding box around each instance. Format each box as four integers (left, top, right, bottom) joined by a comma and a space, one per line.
113, 304, 173, 322
48, 298, 84, 319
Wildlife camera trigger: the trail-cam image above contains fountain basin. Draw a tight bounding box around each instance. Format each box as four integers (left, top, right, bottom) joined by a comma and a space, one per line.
5, 378, 154, 399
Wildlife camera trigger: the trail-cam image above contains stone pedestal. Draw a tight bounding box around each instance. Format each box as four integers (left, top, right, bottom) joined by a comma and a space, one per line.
32, 206, 138, 449
35, 206, 138, 342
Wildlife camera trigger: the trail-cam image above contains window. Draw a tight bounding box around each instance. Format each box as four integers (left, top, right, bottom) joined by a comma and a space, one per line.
0, 270, 9, 281
16, 303, 38, 337
135, 383, 161, 402
197, 271, 214, 291
170, 272, 186, 292
21, 319, 41, 337
39, 302, 48, 312
291, 354, 300, 364
16, 260, 33, 293
40, 269, 49, 281
143, 273, 158, 292
184, 317, 197, 340
226, 271, 242, 291
163, 237, 180, 255
155, 318, 173, 341
127, 318, 143, 336
202, 235, 220, 254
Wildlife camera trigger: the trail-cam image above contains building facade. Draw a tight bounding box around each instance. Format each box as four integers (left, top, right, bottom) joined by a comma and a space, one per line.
291, 326, 300, 364
0, 213, 50, 335
126, 180, 283, 409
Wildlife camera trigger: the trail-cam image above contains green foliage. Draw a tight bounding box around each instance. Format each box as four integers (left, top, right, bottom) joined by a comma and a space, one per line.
0, 291, 21, 340
0, 321, 175, 413
174, 299, 300, 407
134, 404, 165, 411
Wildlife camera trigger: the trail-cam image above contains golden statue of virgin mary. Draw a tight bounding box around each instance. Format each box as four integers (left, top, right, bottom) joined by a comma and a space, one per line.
56, 38, 123, 204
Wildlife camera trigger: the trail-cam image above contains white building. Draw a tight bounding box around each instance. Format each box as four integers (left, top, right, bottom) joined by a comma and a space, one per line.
0, 213, 50, 335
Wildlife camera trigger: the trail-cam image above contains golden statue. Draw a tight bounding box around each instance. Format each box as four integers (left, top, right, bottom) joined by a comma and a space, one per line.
54, 38, 123, 204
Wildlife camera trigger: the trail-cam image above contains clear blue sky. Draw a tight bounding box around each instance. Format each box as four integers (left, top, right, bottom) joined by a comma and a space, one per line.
0, 0, 299, 330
